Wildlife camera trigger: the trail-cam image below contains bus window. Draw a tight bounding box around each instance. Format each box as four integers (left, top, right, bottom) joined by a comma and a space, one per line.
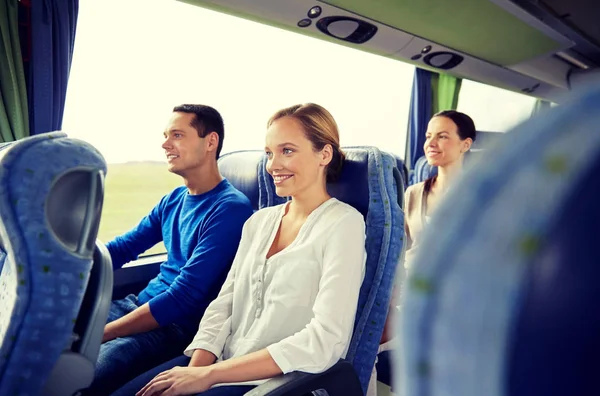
62, 0, 414, 257
457, 79, 537, 132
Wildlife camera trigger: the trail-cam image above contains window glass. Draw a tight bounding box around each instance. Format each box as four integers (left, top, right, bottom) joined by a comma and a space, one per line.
63, 0, 415, 256
457, 79, 537, 132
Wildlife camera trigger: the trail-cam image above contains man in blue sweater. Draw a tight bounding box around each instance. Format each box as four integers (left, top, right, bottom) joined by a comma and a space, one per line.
87, 105, 253, 394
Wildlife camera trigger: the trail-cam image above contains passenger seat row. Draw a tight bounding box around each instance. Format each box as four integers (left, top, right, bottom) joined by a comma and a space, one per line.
0, 139, 406, 396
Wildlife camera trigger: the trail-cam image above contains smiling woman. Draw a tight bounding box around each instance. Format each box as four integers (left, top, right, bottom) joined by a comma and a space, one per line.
265, 103, 345, 200
403, 110, 477, 270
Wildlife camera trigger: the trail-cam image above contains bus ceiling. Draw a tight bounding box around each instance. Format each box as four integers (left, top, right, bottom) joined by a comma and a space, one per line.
178, 0, 600, 103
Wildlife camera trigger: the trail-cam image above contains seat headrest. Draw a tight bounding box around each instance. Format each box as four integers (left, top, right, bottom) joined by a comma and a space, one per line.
219, 147, 404, 217
411, 155, 437, 185
218, 151, 263, 211
411, 151, 483, 186
0, 132, 107, 257
328, 147, 373, 217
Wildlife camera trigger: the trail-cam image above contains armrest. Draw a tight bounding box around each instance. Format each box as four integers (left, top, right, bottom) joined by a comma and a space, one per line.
244, 360, 363, 396
51, 242, 113, 395
112, 255, 164, 299
72, 241, 113, 361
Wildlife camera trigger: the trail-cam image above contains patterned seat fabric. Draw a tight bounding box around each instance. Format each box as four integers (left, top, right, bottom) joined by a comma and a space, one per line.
217, 150, 287, 211
0, 132, 106, 395
401, 83, 600, 396
410, 155, 437, 185
338, 147, 404, 393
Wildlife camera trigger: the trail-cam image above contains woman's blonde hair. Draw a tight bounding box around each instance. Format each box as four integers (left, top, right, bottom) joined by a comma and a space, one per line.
267, 103, 345, 182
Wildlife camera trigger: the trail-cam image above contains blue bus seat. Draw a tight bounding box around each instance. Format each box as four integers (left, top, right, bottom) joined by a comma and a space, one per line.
217, 150, 287, 211
221, 146, 403, 396
0, 132, 109, 396
358, 149, 406, 207
394, 155, 409, 194
409, 148, 484, 187
220, 147, 407, 212
410, 155, 437, 185
218, 150, 262, 211
400, 82, 600, 396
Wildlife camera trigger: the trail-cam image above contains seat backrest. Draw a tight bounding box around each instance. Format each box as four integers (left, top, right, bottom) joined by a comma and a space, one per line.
400, 83, 600, 396
388, 153, 409, 193
397, 158, 409, 192
239, 145, 404, 393
218, 150, 286, 211
334, 147, 404, 394
354, 148, 407, 205
410, 155, 437, 185
410, 150, 484, 186
0, 132, 107, 396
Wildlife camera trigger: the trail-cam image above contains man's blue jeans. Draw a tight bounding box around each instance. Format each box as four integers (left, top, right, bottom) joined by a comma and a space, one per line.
84, 294, 194, 395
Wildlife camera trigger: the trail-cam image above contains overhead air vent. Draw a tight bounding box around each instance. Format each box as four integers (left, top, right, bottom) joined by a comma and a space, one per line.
423, 51, 464, 70
316, 16, 377, 44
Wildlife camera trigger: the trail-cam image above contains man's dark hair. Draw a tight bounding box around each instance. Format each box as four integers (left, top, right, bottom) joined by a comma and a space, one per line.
173, 104, 225, 159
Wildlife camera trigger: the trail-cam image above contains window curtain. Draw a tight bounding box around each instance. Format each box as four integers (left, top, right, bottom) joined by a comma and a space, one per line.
407, 68, 432, 169
431, 72, 462, 115
407, 69, 462, 170
0, 0, 29, 143
29, 0, 79, 135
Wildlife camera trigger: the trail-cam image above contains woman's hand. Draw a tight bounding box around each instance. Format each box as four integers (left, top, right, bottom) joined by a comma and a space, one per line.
136, 366, 215, 396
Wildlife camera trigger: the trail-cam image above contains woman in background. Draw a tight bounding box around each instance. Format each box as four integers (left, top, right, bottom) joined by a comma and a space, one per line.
403, 110, 477, 270
370, 110, 476, 396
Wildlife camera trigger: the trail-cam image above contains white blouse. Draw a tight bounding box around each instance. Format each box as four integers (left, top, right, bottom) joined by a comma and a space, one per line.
185, 198, 366, 385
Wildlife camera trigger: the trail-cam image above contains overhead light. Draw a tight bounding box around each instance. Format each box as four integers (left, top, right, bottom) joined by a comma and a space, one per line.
308, 6, 322, 19
297, 18, 312, 28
